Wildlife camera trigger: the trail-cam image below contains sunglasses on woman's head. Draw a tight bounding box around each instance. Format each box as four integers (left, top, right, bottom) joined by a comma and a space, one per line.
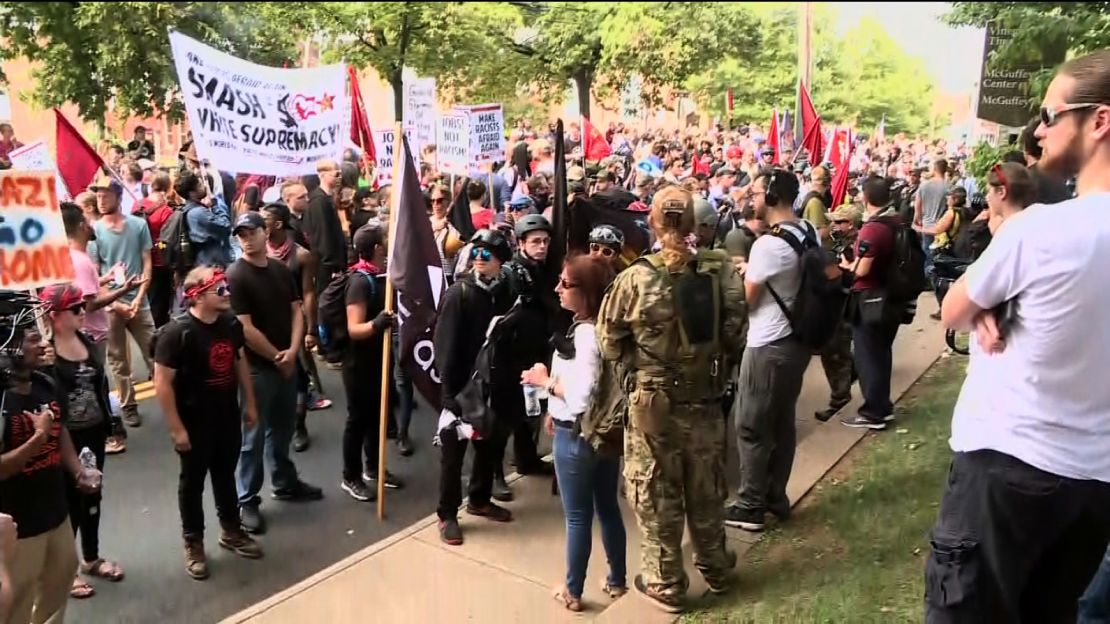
589, 243, 616, 258
470, 247, 493, 261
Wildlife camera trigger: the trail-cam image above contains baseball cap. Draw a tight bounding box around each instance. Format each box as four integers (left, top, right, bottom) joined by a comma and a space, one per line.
760, 147, 775, 156
509, 196, 535, 213
567, 165, 586, 182
232, 212, 266, 235
87, 172, 123, 195
596, 170, 615, 183
715, 165, 736, 177
39, 283, 86, 312
827, 204, 863, 227
353, 222, 385, 259
725, 145, 742, 160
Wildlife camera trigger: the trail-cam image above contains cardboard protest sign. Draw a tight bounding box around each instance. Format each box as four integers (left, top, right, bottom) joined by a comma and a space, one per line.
436, 113, 470, 175
454, 104, 504, 167
371, 127, 420, 187
169, 31, 347, 176
0, 170, 75, 289
403, 78, 437, 155
8, 140, 70, 199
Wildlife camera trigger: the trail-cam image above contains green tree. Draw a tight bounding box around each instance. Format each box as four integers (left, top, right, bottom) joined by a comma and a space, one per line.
504, 2, 761, 118
945, 2, 1103, 99
0, 2, 302, 128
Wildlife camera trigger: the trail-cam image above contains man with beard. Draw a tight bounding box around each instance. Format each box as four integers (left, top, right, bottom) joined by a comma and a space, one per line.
927, 50, 1110, 623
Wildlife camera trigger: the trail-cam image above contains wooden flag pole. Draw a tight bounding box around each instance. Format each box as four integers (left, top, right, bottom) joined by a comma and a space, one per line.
488, 168, 496, 211
377, 122, 403, 520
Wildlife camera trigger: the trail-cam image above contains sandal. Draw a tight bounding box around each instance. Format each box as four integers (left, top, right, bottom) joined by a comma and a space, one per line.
552, 585, 583, 612
601, 581, 628, 599
82, 558, 125, 582
70, 576, 95, 599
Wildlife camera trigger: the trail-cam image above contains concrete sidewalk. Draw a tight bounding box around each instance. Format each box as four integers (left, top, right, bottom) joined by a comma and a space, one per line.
224, 297, 948, 624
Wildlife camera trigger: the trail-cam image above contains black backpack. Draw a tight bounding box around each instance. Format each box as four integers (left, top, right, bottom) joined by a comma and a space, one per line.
158, 205, 196, 274
766, 221, 849, 350
873, 217, 927, 303
317, 269, 376, 363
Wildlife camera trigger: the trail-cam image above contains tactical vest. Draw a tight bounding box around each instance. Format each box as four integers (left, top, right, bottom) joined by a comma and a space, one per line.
628, 249, 728, 402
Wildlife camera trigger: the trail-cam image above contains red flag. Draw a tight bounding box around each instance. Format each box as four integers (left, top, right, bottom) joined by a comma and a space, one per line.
726, 88, 735, 116
582, 116, 611, 162
348, 66, 375, 165
798, 81, 823, 165
829, 128, 853, 209
768, 108, 780, 165
54, 109, 104, 197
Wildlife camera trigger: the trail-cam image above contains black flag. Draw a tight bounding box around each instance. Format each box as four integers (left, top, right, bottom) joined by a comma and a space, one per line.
389, 137, 447, 408
448, 176, 476, 241
549, 119, 569, 272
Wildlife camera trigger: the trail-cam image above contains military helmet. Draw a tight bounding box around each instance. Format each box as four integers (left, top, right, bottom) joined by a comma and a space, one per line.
692, 196, 717, 228
588, 224, 625, 251
513, 213, 552, 241
469, 228, 512, 262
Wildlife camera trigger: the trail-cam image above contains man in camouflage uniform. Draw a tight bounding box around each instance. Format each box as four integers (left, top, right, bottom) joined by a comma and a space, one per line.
597, 186, 747, 613
815, 203, 862, 421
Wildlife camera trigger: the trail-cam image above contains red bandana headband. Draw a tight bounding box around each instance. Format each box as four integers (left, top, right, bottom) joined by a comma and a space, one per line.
184, 270, 226, 300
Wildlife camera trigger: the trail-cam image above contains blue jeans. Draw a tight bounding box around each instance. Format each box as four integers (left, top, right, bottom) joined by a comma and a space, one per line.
921, 233, 936, 279
1081, 546, 1110, 623
552, 425, 626, 599
237, 364, 299, 506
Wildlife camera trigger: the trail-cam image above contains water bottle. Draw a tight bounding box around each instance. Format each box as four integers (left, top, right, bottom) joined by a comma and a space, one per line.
522, 385, 542, 417
78, 447, 102, 490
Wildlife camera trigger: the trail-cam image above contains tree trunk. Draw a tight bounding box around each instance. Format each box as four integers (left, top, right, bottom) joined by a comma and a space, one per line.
573, 69, 593, 119
390, 70, 404, 123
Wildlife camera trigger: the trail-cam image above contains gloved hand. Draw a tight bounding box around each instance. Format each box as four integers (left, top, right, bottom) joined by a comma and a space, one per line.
372, 310, 395, 334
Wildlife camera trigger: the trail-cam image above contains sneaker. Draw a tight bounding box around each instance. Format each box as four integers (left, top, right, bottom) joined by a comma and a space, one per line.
439, 518, 463, 546
814, 399, 849, 423
292, 427, 310, 453
841, 415, 888, 431
633, 574, 683, 613
341, 479, 375, 502
930, 311, 942, 321
307, 397, 332, 411
884, 412, 896, 423
491, 475, 513, 502
466, 502, 513, 523
122, 406, 142, 428
219, 529, 263, 559
363, 471, 404, 490
396, 436, 414, 457
518, 461, 555, 477
240, 505, 266, 535
272, 480, 324, 501
184, 539, 209, 580
105, 435, 127, 455
724, 505, 765, 532
706, 550, 739, 595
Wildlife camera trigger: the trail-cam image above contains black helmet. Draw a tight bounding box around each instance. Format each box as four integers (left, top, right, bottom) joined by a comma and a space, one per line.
513, 214, 552, 241
588, 224, 624, 251
470, 228, 512, 262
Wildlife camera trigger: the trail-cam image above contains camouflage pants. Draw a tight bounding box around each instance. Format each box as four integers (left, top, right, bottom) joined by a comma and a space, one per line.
624, 385, 730, 599
819, 321, 854, 406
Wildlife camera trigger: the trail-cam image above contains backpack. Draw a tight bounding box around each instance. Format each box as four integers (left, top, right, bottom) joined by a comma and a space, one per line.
454, 283, 510, 440
795, 190, 825, 218
158, 205, 196, 274
872, 217, 927, 303
766, 221, 849, 350
317, 269, 376, 363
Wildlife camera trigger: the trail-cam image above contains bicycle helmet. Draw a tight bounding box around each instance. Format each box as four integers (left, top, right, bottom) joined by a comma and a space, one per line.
513, 213, 552, 241
588, 224, 625, 252
469, 228, 512, 262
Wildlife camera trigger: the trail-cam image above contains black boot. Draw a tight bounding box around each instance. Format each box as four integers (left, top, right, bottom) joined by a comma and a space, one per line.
293, 410, 309, 452
492, 473, 513, 502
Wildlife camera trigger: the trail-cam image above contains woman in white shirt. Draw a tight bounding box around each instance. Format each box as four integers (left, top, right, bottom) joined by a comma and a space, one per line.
521, 255, 624, 613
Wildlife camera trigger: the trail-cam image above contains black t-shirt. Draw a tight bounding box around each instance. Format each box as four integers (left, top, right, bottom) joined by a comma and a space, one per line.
344, 270, 387, 370
226, 258, 299, 368
0, 374, 70, 538
51, 333, 111, 433
127, 139, 155, 160
155, 313, 245, 420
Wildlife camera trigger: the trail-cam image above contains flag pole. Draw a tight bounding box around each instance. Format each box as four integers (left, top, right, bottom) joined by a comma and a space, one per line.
376, 121, 403, 520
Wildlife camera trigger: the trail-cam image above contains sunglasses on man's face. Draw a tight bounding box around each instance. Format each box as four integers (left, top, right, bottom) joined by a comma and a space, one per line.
470, 247, 493, 262
589, 243, 616, 258
1040, 103, 1099, 127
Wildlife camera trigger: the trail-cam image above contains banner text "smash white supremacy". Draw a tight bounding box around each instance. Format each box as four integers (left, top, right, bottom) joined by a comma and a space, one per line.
187, 67, 340, 151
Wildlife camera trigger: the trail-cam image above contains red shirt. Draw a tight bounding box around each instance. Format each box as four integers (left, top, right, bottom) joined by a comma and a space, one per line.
852, 216, 899, 291
135, 198, 174, 266
471, 208, 494, 231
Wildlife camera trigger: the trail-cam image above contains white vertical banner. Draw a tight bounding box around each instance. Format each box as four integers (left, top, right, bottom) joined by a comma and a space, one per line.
403, 78, 436, 157
435, 113, 470, 175
454, 103, 504, 169
0, 92, 11, 122
371, 127, 420, 187
168, 30, 347, 176
8, 140, 70, 199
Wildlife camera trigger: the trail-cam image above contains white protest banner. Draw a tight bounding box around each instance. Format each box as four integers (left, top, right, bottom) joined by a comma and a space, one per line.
169, 31, 347, 176
371, 127, 420, 187
0, 92, 10, 122
8, 140, 70, 199
0, 170, 75, 289
454, 104, 504, 167
436, 113, 470, 175
403, 78, 436, 155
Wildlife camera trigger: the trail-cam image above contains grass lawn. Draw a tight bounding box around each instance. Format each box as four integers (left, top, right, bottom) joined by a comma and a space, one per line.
686, 355, 968, 624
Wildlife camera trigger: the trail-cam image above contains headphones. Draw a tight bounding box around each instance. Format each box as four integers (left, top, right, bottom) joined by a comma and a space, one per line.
763, 167, 797, 207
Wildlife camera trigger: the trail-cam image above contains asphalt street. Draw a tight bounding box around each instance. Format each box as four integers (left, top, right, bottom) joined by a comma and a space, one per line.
68, 350, 454, 624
